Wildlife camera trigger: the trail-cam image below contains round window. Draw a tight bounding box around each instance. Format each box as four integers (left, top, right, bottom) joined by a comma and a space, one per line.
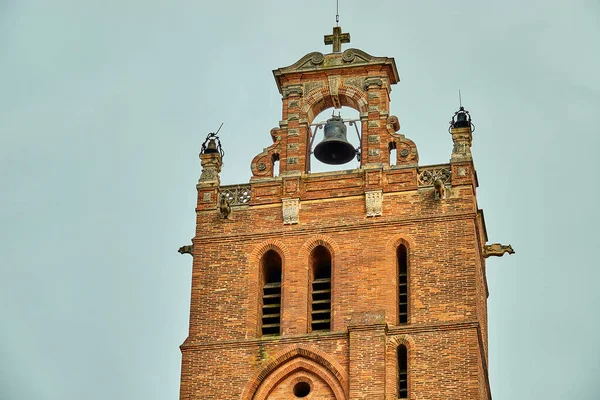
293, 381, 311, 398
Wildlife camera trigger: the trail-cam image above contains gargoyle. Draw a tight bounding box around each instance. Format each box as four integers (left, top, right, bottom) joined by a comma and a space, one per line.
219, 196, 231, 219
433, 178, 446, 200
178, 244, 193, 256
483, 243, 515, 258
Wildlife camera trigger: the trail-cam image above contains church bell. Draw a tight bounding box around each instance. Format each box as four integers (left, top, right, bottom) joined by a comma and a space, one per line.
451, 107, 471, 129
203, 138, 220, 154
313, 115, 357, 165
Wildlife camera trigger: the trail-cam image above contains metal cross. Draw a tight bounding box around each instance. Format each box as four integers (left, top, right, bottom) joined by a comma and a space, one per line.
324, 26, 350, 53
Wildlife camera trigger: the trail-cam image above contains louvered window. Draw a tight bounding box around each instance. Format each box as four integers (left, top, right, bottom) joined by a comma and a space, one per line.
310, 246, 331, 332
398, 244, 408, 324
398, 344, 408, 398
261, 250, 282, 336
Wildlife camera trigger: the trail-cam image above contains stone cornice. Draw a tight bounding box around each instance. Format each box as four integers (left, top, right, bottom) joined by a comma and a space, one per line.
192, 211, 479, 243
273, 48, 400, 93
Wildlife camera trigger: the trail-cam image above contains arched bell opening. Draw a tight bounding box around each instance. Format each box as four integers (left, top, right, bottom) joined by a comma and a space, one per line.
308, 106, 361, 173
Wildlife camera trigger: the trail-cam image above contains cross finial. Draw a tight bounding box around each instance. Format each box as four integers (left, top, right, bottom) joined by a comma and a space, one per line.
324, 26, 350, 53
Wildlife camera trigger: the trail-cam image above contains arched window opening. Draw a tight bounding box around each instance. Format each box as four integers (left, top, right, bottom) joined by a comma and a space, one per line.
261, 250, 282, 336
389, 142, 397, 166
398, 345, 408, 399
310, 245, 332, 332
398, 244, 408, 324
272, 154, 280, 177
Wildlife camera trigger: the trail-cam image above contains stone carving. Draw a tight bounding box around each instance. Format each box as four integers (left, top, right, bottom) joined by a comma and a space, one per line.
178, 244, 193, 256
341, 48, 373, 64
221, 185, 251, 206
450, 127, 473, 162
219, 195, 231, 219
483, 244, 515, 258
304, 81, 324, 96
433, 179, 446, 200
282, 198, 300, 225
198, 153, 222, 185
199, 168, 217, 181
365, 190, 383, 217
364, 77, 384, 90
418, 167, 451, 187
343, 77, 365, 91
287, 52, 325, 70
282, 84, 303, 98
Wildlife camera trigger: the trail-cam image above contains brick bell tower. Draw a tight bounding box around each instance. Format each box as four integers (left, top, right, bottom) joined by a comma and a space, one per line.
178, 25, 513, 400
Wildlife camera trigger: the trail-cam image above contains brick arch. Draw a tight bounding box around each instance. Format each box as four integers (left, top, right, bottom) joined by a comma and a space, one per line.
388, 334, 416, 350
299, 235, 340, 259
386, 234, 416, 327
248, 240, 290, 337
249, 239, 290, 266
299, 235, 339, 332
241, 345, 348, 400
301, 85, 368, 124
386, 234, 417, 253
386, 335, 416, 400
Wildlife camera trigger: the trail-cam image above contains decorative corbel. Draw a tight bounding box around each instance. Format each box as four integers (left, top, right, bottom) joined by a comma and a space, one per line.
483, 244, 515, 258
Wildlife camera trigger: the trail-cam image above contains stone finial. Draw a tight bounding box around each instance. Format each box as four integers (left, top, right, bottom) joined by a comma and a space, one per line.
483, 244, 515, 258
449, 107, 474, 163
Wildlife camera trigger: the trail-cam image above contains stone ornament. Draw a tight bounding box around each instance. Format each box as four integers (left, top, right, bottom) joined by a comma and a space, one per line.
483, 244, 515, 258
221, 185, 251, 206
418, 167, 451, 187
365, 190, 383, 217
433, 179, 446, 200
450, 128, 473, 162
282, 198, 300, 225
177, 244, 193, 256
219, 195, 231, 219
282, 84, 303, 98
199, 154, 222, 185
363, 77, 384, 90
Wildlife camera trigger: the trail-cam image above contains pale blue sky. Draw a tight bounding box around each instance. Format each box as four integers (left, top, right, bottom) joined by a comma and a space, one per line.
1, 1, 599, 399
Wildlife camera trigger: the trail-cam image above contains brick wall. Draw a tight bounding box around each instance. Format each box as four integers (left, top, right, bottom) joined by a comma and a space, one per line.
181, 47, 491, 399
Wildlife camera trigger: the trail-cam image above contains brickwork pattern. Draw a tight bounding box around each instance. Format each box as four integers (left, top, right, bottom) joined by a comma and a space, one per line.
182, 48, 492, 400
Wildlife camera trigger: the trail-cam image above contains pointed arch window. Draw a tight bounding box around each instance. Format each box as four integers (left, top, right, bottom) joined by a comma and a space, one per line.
398, 244, 408, 324
398, 344, 408, 398
261, 250, 282, 336
310, 245, 332, 332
